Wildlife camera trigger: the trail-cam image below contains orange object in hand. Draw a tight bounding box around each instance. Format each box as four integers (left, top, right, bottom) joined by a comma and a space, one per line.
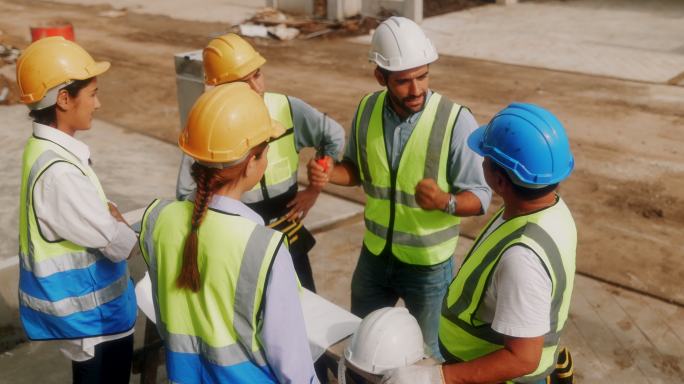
316, 155, 330, 172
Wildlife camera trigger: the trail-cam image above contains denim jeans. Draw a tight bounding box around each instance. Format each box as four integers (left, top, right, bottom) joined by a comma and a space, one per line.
350, 245, 454, 361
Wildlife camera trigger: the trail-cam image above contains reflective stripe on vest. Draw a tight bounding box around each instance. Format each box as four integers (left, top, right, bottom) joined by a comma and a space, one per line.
439, 198, 576, 382
242, 92, 298, 203
18, 137, 136, 340
355, 91, 462, 265
140, 200, 282, 383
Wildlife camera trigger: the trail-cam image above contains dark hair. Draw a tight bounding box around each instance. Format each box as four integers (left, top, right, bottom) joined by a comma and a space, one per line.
377, 66, 391, 82
490, 161, 558, 200
176, 143, 268, 292
28, 78, 94, 126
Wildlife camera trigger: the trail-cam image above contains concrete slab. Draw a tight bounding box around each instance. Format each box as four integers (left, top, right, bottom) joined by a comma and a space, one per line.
350, 0, 684, 84
46, 0, 266, 25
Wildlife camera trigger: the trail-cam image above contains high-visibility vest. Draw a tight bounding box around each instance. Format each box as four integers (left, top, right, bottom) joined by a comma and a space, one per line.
242, 92, 298, 203
439, 197, 576, 382
139, 199, 285, 384
354, 90, 463, 265
18, 137, 136, 340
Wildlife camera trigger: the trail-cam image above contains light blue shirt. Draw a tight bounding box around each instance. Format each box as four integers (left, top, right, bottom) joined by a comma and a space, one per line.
344, 90, 492, 212
209, 195, 319, 384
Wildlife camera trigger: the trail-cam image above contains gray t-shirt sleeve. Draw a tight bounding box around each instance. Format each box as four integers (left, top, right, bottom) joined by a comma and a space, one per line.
448, 108, 492, 213
289, 96, 345, 159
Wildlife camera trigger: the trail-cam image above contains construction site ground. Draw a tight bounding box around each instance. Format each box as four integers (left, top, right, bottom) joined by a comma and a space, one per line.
0, 0, 682, 383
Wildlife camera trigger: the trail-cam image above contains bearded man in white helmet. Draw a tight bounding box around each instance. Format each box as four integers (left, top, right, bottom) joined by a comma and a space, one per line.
309, 16, 491, 361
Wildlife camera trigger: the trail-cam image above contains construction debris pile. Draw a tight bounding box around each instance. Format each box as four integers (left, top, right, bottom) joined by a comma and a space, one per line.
0, 35, 20, 105
238, 7, 380, 41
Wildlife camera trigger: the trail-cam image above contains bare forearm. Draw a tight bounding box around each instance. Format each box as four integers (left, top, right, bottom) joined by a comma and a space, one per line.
442, 336, 543, 384
454, 191, 484, 217
330, 160, 361, 186
443, 350, 536, 384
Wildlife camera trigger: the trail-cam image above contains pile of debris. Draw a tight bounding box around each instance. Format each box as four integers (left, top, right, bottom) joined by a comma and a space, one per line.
0, 43, 20, 65
238, 7, 380, 41
0, 32, 21, 105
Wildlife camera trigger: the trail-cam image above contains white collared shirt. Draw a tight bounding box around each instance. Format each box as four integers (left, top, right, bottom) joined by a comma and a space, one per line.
30, 123, 136, 361
32, 123, 136, 262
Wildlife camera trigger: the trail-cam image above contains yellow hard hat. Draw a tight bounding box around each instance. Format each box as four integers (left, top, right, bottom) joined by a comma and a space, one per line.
179, 82, 285, 164
16, 36, 110, 106
203, 33, 266, 86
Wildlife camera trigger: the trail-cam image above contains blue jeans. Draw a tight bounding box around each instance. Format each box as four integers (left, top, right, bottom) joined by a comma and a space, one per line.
350, 245, 454, 361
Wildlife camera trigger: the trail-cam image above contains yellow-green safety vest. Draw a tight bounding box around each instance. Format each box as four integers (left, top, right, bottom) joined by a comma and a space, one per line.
242, 92, 299, 203
355, 90, 463, 265
18, 136, 136, 340
439, 197, 576, 383
139, 199, 285, 383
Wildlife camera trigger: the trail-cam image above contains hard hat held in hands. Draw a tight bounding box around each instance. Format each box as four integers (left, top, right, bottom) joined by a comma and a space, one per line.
369, 16, 438, 72
203, 33, 266, 86
178, 82, 285, 165
345, 307, 427, 375
16, 36, 110, 107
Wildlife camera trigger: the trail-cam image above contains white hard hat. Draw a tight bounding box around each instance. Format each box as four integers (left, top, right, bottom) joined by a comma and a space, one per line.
368, 16, 438, 72
344, 307, 426, 375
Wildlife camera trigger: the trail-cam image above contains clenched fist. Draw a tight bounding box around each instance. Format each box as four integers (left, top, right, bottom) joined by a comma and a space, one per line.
415, 178, 449, 211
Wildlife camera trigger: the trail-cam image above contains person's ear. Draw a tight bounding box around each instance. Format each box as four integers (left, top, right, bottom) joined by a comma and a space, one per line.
374, 67, 387, 87
55, 89, 70, 110
243, 154, 258, 178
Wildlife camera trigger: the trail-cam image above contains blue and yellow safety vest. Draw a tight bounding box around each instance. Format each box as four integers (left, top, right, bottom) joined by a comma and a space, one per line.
140, 199, 285, 384
18, 137, 136, 340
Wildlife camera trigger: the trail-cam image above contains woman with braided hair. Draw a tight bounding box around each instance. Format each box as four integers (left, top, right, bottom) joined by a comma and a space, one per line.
139, 82, 319, 384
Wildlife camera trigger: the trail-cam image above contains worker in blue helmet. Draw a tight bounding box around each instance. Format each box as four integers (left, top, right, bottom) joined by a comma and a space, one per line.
382, 103, 576, 384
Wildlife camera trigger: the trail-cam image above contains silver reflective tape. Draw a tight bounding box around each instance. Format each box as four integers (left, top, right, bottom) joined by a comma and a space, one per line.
241, 172, 297, 203
358, 92, 382, 183
165, 332, 267, 366
363, 182, 420, 208
21, 250, 101, 278
23, 150, 69, 273
19, 269, 130, 317
423, 95, 454, 181
364, 218, 459, 247
233, 227, 274, 346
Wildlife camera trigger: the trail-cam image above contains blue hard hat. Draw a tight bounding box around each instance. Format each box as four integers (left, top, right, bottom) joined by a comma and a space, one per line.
468, 103, 574, 186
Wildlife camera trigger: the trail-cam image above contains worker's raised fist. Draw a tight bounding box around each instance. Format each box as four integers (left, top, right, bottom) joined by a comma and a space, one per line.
415, 178, 449, 211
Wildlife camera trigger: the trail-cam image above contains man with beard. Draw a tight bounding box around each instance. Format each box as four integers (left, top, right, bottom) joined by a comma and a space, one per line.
308, 17, 491, 360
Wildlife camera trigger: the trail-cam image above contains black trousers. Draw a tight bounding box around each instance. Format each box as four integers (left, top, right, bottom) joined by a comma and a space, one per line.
71, 333, 134, 384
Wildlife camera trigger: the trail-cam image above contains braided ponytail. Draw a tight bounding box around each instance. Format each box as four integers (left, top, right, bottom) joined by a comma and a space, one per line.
177, 163, 219, 292
176, 143, 268, 292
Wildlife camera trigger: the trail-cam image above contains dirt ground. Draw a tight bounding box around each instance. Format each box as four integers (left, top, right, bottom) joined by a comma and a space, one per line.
1, 0, 683, 307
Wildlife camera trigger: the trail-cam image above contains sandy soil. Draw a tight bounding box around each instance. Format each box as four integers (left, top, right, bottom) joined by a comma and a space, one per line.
1, 0, 683, 305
